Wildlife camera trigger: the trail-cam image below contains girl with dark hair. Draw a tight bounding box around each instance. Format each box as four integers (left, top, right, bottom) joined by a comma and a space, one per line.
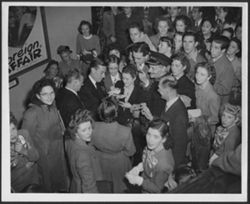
174, 15, 192, 33
91, 98, 136, 193
21, 78, 68, 192
194, 62, 220, 134
103, 55, 123, 93
43, 60, 63, 90
125, 118, 174, 193
173, 31, 184, 54
226, 37, 242, 83
65, 109, 103, 193
158, 36, 174, 58
150, 16, 172, 49
76, 20, 101, 57
170, 52, 196, 109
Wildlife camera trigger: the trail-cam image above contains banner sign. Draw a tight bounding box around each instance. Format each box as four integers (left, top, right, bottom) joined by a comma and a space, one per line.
8, 7, 50, 79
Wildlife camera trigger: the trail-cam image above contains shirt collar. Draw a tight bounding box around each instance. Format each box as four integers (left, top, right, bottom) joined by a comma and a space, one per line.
83, 34, 93, 40
166, 96, 179, 110
212, 53, 224, 62
65, 86, 78, 96
89, 75, 97, 88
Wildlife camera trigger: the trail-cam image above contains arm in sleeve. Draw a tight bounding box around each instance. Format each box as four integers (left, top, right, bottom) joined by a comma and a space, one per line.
208, 95, 220, 125
142, 170, 170, 193
123, 129, 136, 157
94, 36, 101, 56
76, 34, 81, 54
21, 108, 39, 149
171, 114, 188, 168
214, 65, 235, 96
76, 152, 99, 193
216, 128, 241, 156
18, 129, 39, 162
212, 144, 241, 176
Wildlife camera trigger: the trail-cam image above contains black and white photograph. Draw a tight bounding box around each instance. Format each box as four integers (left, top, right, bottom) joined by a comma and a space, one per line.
1, 1, 248, 202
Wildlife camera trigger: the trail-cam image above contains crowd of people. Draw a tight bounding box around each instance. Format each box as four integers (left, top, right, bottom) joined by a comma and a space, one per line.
10, 6, 243, 194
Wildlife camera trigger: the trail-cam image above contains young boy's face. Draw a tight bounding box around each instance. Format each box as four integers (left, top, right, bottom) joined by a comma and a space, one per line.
210, 41, 224, 59
221, 111, 237, 128
10, 123, 18, 143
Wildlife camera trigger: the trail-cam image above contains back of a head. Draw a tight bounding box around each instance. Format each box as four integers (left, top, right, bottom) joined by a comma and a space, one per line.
212, 35, 230, 50
159, 75, 178, 90
66, 69, 82, 84
98, 97, 118, 123
132, 42, 150, 56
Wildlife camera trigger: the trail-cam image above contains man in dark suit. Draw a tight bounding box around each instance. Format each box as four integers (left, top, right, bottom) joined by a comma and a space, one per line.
158, 76, 189, 168
78, 59, 107, 120
56, 69, 85, 128
141, 75, 189, 169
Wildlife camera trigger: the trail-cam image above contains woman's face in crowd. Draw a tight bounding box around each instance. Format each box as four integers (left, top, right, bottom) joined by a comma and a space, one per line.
158, 20, 169, 36
146, 127, 166, 150
174, 34, 183, 51
81, 24, 90, 37
129, 27, 142, 43
171, 59, 186, 78
76, 121, 93, 142
10, 122, 18, 143
195, 67, 210, 85
122, 72, 135, 88
108, 62, 119, 77
158, 41, 170, 54
221, 111, 237, 128
60, 51, 71, 62
47, 64, 58, 78
202, 21, 213, 35
37, 85, 55, 105
227, 41, 239, 56
176, 20, 186, 33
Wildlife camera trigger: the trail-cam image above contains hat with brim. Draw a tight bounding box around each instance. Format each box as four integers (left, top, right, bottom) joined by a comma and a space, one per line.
57, 45, 72, 55
147, 51, 172, 66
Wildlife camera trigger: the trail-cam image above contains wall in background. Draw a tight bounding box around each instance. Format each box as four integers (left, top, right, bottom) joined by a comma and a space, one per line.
9, 6, 91, 123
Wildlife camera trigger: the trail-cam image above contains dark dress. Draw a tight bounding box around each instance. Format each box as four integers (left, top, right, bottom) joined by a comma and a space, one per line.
22, 99, 68, 192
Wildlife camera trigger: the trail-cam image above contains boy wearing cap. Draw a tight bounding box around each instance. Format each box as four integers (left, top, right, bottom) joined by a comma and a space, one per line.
57, 45, 83, 78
